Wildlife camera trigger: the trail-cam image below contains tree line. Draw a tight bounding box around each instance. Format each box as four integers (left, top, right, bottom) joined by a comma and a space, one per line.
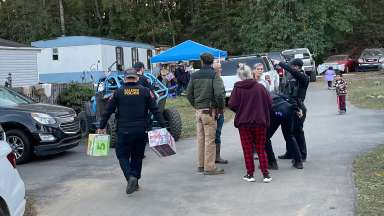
0, 0, 383, 60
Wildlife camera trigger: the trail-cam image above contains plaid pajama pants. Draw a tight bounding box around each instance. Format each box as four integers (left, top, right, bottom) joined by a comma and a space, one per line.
239, 127, 269, 176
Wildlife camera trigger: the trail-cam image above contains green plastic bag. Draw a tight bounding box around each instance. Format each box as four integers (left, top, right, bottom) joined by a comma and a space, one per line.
87, 134, 110, 156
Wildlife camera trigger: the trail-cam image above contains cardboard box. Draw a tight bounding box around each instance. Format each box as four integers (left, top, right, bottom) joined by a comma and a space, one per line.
148, 128, 176, 157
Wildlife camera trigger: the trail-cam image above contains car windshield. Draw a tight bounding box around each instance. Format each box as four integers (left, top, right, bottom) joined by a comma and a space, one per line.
326, 55, 348, 62
0, 87, 33, 106
221, 57, 266, 76
362, 50, 383, 57
282, 49, 310, 60
268, 52, 285, 62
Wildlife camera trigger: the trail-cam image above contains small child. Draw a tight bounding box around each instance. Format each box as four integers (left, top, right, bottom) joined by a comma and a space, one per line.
324, 66, 335, 90
334, 72, 347, 114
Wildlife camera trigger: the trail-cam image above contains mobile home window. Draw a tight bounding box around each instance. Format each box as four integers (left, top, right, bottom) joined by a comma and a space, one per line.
116, 47, 124, 69
147, 49, 153, 69
132, 48, 139, 67
52, 48, 59, 60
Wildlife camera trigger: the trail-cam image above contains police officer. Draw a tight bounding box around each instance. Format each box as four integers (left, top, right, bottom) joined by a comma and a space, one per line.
97, 70, 166, 194
272, 58, 309, 169
265, 93, 303, 169
133, 62, 155, 91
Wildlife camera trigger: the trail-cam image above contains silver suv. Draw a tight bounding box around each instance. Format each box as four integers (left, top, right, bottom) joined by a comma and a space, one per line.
282, 48, 317, 82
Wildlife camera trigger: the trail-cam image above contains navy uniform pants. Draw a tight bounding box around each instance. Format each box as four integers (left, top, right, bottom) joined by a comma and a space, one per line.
294, 106, 307, 160
266, 110, 302, 163
116, 128, 147, 181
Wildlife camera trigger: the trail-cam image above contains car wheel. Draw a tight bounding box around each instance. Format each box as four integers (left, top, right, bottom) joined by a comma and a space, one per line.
0, 205, 10, 216
163, 108, 182, 141
78, 111, 88, 138
6, 129, 33, 164
310, 70, 317, 82
106, 114, 117, 148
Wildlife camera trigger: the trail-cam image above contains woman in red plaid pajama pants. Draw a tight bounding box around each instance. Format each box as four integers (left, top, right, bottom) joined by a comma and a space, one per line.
239, 127, 269, 179
228, 64, 272, 183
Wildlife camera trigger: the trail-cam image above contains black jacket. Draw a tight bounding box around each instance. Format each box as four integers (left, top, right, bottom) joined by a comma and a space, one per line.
279, 62, 309, 109
270, 93, 295, 118
138, 75, 155, 91
99, 82, 165, 130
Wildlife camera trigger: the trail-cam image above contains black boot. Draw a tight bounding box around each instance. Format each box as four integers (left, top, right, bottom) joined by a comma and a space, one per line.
215, 143, 228, 164
278, 154, 292, 160
268, 160, 279, 170
126, 176, 138, 194
292, 160, 304, 169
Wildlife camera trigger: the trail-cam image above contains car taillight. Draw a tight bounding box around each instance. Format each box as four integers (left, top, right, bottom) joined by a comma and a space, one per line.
358, 58, 364, 63
7, 152, 16, 168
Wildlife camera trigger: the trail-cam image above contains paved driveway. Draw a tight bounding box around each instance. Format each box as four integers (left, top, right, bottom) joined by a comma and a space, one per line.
18, 83, 384, 216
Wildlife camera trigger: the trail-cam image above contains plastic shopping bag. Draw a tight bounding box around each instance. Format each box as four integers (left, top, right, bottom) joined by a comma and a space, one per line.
87, 134, 110, 156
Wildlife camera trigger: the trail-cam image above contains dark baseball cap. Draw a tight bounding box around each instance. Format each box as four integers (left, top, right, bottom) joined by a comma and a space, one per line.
133, 62, 145, 70
124, 70, 139, 78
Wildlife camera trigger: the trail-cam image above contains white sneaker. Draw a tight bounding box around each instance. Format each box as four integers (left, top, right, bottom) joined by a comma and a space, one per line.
243, 174, 256, 182
263, 174, 272, 183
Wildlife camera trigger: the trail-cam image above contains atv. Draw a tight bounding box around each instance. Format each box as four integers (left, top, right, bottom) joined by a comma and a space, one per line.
82, 71, 182, 147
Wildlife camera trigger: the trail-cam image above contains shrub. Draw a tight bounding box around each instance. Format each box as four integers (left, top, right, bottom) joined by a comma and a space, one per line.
57, 84, 94, 113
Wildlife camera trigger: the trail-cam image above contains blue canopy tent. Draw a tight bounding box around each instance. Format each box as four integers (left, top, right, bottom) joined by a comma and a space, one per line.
151, 40, 227, 64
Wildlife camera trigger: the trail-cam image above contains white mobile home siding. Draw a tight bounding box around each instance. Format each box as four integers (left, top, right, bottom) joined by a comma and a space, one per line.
138, 48, 149, 68
101, 45, 121, 71
0, 47, 39, 87
101, 45, 152, 70
38, 45, 102, 74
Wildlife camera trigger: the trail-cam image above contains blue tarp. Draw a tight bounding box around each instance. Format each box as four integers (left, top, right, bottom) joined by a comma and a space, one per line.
151, 40, 227, 63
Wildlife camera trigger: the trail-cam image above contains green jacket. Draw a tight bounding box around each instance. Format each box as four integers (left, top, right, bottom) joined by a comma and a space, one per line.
186, 66, 225, 109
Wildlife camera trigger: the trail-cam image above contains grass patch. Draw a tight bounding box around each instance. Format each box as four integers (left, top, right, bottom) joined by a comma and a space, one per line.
166, 97, 234, 138
354, 144, 384, 215
346, 71, 384, 109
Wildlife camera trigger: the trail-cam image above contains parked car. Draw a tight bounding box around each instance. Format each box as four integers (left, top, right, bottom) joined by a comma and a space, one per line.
0, 86, 81, 164
221, 55, 280, 99
282, 48, 317, 82
357, 48, 384, 71
317, 55, 356, 74
0, 125, 26, 216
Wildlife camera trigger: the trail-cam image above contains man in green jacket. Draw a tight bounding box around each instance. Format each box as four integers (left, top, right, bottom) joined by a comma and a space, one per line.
186, 53, 226, 175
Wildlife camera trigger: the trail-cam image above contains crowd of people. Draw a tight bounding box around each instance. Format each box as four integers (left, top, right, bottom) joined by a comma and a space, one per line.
97, 52, 311, 194
155, 63, 193, 96
186, 53, 310, 183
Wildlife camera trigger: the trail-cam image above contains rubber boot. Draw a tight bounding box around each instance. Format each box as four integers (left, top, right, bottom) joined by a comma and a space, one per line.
215, 143, 228, 164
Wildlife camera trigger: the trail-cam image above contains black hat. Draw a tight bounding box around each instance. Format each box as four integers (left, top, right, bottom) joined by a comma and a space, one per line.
290, 58, 304, 67
124, 70, 139, 78
133, 62, 145, 70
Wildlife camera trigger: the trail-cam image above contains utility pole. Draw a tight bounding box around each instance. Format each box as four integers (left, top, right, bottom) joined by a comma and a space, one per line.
59, 0, 66, 36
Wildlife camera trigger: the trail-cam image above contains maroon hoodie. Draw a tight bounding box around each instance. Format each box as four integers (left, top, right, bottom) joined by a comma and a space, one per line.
228, 79, 272, 128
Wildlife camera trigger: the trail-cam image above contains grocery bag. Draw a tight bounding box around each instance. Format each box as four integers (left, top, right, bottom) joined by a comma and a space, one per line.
148, 128, 176, 157
87, 134, 110, 156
